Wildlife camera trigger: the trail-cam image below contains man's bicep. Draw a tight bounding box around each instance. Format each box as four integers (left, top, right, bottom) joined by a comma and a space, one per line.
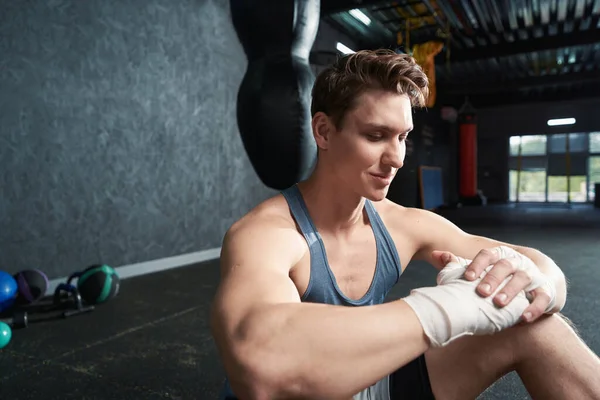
211, 223, 302, 341
409, 209, 516, 266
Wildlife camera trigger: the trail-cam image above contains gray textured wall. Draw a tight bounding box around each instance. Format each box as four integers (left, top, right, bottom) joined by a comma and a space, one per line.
0, 0, 277, 278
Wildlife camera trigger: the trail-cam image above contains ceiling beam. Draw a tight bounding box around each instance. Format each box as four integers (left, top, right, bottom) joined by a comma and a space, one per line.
439, 70, 600, 95
321, 0, 402, 15
419, 0, 447, 33
438, 86, 600, 109
437, 28, 600, 64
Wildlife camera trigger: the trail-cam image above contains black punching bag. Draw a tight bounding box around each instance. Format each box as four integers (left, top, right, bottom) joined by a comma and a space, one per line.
230, 0, 319, 190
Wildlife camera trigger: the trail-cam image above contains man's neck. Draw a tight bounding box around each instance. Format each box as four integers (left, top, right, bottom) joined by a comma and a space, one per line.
296, 168, 367, 235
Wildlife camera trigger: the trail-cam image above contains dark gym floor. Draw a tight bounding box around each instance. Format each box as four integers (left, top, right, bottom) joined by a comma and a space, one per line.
2, 204, 600, 400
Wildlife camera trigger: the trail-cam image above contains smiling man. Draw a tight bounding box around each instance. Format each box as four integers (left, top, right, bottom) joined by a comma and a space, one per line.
211, 50, 600, 400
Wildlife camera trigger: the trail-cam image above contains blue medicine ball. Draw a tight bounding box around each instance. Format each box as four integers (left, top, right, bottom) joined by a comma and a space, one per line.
0, 271, 18, 312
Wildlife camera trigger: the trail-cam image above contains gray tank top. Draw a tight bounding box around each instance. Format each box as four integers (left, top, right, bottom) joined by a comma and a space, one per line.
281, 184, 403, 306
219, 186, 403, 399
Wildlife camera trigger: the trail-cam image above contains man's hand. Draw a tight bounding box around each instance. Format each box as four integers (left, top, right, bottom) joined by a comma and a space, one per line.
431, 247, 557, 323
405, 252, 530, 347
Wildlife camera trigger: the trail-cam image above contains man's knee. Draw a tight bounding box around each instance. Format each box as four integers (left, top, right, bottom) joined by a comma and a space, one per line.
528, 313, 578, 336
511, 313, 579, 355
554, 312, 580, 335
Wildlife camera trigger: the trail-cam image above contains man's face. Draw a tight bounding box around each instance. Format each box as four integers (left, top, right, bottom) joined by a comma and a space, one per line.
321, 89, 413, 201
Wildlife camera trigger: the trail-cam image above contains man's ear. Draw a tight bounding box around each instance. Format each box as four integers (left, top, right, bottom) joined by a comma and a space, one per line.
312, 112, 334, 151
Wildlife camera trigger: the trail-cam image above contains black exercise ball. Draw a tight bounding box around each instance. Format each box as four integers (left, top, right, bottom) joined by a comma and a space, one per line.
13, 269, 49, 304
77, 265, 120, 305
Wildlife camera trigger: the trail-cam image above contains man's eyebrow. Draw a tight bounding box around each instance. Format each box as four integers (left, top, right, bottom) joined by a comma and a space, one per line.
361, 123, 413, 134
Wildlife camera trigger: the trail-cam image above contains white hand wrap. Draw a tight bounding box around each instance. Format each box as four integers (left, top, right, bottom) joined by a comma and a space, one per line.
403, 260, 529, 347
495, 246, 557, 313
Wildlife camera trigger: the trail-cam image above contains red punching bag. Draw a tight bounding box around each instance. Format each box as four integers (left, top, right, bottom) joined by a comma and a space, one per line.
458, 105, 478, 198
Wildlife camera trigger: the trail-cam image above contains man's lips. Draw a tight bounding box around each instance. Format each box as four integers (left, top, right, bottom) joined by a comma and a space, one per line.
370, 173, 394, 184
371, 173, 394, 179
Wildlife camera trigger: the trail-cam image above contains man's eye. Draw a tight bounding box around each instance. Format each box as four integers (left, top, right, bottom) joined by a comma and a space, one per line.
367, 134, 382, 141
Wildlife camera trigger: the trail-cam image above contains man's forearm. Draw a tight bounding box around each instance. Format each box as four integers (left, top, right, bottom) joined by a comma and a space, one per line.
517, 246, 567, 311
234, 300, 430, 400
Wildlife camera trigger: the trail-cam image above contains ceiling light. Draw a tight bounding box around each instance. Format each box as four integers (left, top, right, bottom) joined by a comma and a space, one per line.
547, 118, 576, 126
349, 9, 371, 26
336, 42, 355, 55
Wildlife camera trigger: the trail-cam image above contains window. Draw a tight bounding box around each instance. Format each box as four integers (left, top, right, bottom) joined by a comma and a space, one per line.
546, 176, 587, 203
509, 135, 546, 156
509, 132, 600, 203
568, 133, 588, 152
510, 169, 547, 202
590, 156, 600, 201
520, 135, 547, 155
591, 132, 600, 153
549, 133, 588, 153
509, 170, 518, 201
509, 136, 521, 156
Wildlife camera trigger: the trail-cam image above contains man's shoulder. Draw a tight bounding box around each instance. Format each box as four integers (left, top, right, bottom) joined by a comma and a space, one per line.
374, 199, 445, 234
374, 200, 457, 263
373, 198, 412, 225
376, 198, 441, 218
222, 193, 307, 268
224, 193, 301, 246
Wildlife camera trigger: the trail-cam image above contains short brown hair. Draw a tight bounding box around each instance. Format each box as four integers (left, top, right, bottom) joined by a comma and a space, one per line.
311, 49, 429, 129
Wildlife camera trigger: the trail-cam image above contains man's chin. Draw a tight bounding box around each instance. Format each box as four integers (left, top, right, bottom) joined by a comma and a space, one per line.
363, 186, 390, 202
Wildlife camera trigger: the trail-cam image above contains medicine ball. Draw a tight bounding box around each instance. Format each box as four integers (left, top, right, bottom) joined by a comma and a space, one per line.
77, 264, 120, 305
13, 269, 49, 304
0, 321, 12, 349
0, 271, 18, 312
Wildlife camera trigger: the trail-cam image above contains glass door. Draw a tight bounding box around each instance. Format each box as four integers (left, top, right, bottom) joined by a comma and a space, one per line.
547, 133, 588, 203
509, 133, 600, 204
547, 175, 587, 203
516, 169, 547, 202
508, 135, 547, 203
590, 156, 600, 202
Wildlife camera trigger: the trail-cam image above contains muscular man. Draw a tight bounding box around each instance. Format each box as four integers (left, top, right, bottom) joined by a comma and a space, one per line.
210, 50, 600, 400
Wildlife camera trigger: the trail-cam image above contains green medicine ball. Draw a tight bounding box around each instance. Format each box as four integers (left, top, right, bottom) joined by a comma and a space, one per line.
77, 264, 120, 305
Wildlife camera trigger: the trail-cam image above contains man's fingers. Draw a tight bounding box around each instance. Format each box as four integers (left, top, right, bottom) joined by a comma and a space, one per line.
491, 268, 532, 306
522, 289, 551, 323
476, 257, 518, 297
431, 250, 455, 269
431, 250, 472, 272
465, 247, 502, 281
